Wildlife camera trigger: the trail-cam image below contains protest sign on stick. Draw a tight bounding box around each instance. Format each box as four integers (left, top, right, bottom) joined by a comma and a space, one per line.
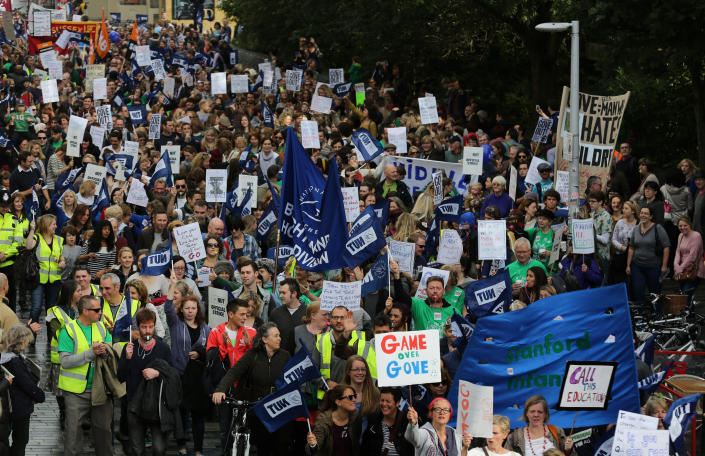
462, 147, 484, 176
320, 280, 361, 311
341, 187, 360, 223
205, 169, 227, 203
557, 361, 617, 410
173, 223, 207, 262
419, 97, 439, 125
572, 219, 595, 254
389, 240, 415, 274
478, 220, 507, 260
207, 287, 229, 327
414, 267, 450, 300
457, 381, 493, 438
375, 330, 442, 387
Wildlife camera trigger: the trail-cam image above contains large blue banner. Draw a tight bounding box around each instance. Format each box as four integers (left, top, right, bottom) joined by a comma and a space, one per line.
278, 127, 349, 271
448, 284, 640, 429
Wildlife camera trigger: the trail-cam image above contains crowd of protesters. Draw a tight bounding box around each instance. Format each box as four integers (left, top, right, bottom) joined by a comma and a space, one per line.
0, 9, 694, 456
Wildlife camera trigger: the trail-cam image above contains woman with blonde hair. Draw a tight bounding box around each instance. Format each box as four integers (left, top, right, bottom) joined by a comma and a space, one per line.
77, 179, 96, 206
393, 212, 419, 242
504, 394, 573, 454
243, 290, 263, 329
644, 396, 668, 429
343, 355, 380, 416
467, 415, 519, 456
678, 158, 698, 196
26, 214, 65, 323
411, 185, 435, 221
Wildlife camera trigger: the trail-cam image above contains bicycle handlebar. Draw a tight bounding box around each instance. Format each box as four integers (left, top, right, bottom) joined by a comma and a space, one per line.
222, 397, 257, 407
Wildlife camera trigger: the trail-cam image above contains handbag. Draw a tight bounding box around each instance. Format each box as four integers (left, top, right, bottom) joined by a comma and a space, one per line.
16, 238, 40, 290
675, 263, 697, 282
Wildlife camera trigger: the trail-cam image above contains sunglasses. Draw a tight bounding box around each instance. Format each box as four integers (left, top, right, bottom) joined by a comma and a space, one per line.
175, 184, 187, 188
207, 243, 219, 248
342, 393, 358, 401
85, 307, 103, 313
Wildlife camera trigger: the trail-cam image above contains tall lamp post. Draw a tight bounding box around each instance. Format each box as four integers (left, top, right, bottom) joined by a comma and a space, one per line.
536, 21, 579, 221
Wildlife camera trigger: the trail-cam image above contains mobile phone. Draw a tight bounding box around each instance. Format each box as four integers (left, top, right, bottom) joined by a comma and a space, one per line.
535, 105, 541, 113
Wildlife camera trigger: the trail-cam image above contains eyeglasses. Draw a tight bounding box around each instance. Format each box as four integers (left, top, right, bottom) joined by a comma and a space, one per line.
432, 407, 451, 414
588, 200, 598, 204
173, 267, 185, 271
349, 368, 366, 372
85, 307, 103, 313
207, 243, 219, 248
330, 315, 345, 321
342, 393, 358, 401
38, 136, 47, 140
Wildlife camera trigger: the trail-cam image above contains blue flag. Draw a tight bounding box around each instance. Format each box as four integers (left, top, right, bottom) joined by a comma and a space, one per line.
220, 187, 251, 226
448, 284, 641, 429
351, 128, 384, 163
638, 362, 674, 395
251, 70, 264, 91
257, 202, 278, 243
274, 342, 321, 389
140, 233, 173, 276
450, 311, 474, 352
399, 384, 431, 413
663, 393, 701, 455
0, 130, 13, 149
464, 270, 513, 320
127, 105, 147, 125
593, 427, 615, 456
343, 206, 387, 268
149, 149, 174, 188
333, 82, 353, 97
239, 147, 257, 173
24, 189, 39, 221
278, 127, 349, 271
55, 166, 84, 192
361, 251, 389, 297
635, 334, 655, 367
253, 382, 309, 433
110, 12, 121, 22
435, 195, 465, 223
91, 180, 110, 221
112, 287, 134, 343
136, 14, 148, 24
372, 198, 390, 229
267, 245, 294, 267
262, 100, 274, 128
105, 153, 135, 177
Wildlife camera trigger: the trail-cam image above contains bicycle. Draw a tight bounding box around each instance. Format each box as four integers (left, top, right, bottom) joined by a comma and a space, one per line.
223, 397, 256, 456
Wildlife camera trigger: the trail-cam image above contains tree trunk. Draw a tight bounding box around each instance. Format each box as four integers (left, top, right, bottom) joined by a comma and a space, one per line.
689, 68, 705, 170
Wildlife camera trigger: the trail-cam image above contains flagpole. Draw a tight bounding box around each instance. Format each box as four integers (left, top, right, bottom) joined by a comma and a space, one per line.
387, 249, 392, 292
273, 229, 280, 280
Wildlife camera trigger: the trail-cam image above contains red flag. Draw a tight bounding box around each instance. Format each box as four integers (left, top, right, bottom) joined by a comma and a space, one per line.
96, 9, 109, 59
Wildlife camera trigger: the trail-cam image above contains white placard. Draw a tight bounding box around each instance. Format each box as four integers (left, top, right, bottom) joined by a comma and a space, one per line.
39, 49, 57, 68
72, 14, 82, 21
532, 117, 553, 143
285, 70, 302, 92
55, 29, 72, 49
40, 79, 59, 103
414, 267, 451, 300
205, 169, 228, 202
162, 145, 181, 174
163, 76, 175, 98
611, 410, 660, 456
558, 362, 617, 410
126, 178, 149, 207
151, 59, 167, 81
197, 266, 211, 287
571, 218, 595, 254
509, 166, 518, 201
375, 330, 442, 387
437, 229, 463, 265
525, 156, 550, 186
89, 125, 106, 149
419, 96, 439, 125
93, 77, 107, 100
457, 381, 493, 439
230, 74, 249, 93
462, 147, 484, 175
319, 280, 362, 311
149, 114, 162, 140
238, 174, 258, 209
354, 83, 365, 94
478, 220, 507, 260
300, 120, 320, 149
33, 10, 51, 36
47, 61, 63, 80
389, 240, 415, 275
85, 64, 105, 93
173, 223, 208, 262
387, 127, 407, 154
310, 95, 332, 114
135, 46, 150, 67
66, 115, 88, 157
96, 104, 112, 130
432, 171, 443, 205
329, 68, 344, 85
262, 70, 273, 88
124, 140, 139, 155
341, 187, 360, 223
211, 72, 227, 95
556, 170, 569, 203
207, 287, 229, 327
84, 163, 106, 187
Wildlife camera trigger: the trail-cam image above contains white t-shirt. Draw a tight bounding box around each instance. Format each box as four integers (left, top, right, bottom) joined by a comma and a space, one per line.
523, 436, 555, 456
467, 449, 521, 456
225, 327, 238, 342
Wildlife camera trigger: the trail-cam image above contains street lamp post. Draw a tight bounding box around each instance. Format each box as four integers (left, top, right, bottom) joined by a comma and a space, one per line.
536, 21, 580, 221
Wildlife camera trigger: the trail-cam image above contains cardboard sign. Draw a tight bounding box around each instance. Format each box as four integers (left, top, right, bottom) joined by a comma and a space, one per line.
432, 171, 443, 205
437, 229, 463, 265
84, 163, 106, 187
85, 64, 105, 93
47, 61, 63, 80
124, 140, 139, 155
414, 267, 450, 300
238, 174, 258, 209
387, 127, 407, 154
163, 76, 175, 98
230, 74, 249, 93
319, 280, 362, 311
96, 104, 112, 130
197, 266, 211, 287
285, 69, 302, 92
329, 68, 344, 85
173, 222, 207, 262
457, 381, 493, 438
89, 125, 106, 149
205, 168, 228, 202
462, 147, 483, 175
389, 240, 415, 275
211, 72, 227, 95
151, 59, 167, 81
40, 79, 59, 103
126, 178, 149, 207
341, 187, 360, 223
375, 330, 442, 387
135, 45, 150, 66
33, 10, 51, 36
478, 220, 507, 260
611, 410, 660, 456
207, 287, 229, 327
93, 77, 107, 100
525, 156, 550, 186
162, 145, 181, 174
509, 166, 518, 201
66, 115, 88, 157
2, 12, 15, 40
532, 117, 553, 143
418, 96, 439, 125
555, 170, 569, 203
300, 120, 320, 149
571, 218, 595, 254
149, 114, 162, 139
558, 361, 617, 410
310, 95, 332, 114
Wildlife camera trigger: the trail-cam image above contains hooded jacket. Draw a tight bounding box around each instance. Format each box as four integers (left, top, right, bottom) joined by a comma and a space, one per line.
661, 184, 693, 221
0, 352, 45, 419
164, 298, 211, 374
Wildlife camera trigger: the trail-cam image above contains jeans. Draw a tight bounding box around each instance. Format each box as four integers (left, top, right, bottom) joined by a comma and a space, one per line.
128, 411, 167, 456
178, 406, 206, 452
218, 403, 234, 453
630, 263, 662, 307
30, 281, 61, 323
680, 277, 700, 297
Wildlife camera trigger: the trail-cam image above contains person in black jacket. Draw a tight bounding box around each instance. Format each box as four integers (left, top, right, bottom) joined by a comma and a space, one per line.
0, 324, 45, 455
212, 322, 292, 456
362, 386, 414, 456
268, 279, 307, 356
376, 164, 413, 210
117, 307, 175, 456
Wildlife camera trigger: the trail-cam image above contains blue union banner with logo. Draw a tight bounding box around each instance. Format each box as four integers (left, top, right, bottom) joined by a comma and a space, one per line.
448, 284, 640, 428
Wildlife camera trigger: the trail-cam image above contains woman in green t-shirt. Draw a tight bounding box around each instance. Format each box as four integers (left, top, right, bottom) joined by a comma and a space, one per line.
525, 209, 556, 271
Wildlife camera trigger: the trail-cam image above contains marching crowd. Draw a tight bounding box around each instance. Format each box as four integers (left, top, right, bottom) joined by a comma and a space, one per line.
0, 9, 696, 456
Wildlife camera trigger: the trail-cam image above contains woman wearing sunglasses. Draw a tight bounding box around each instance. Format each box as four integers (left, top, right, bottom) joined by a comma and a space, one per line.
306, 384, 362, 456
405, 397, 473, 456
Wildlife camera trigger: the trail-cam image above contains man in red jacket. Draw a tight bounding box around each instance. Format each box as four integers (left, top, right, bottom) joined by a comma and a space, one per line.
206, 299, 256, 449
